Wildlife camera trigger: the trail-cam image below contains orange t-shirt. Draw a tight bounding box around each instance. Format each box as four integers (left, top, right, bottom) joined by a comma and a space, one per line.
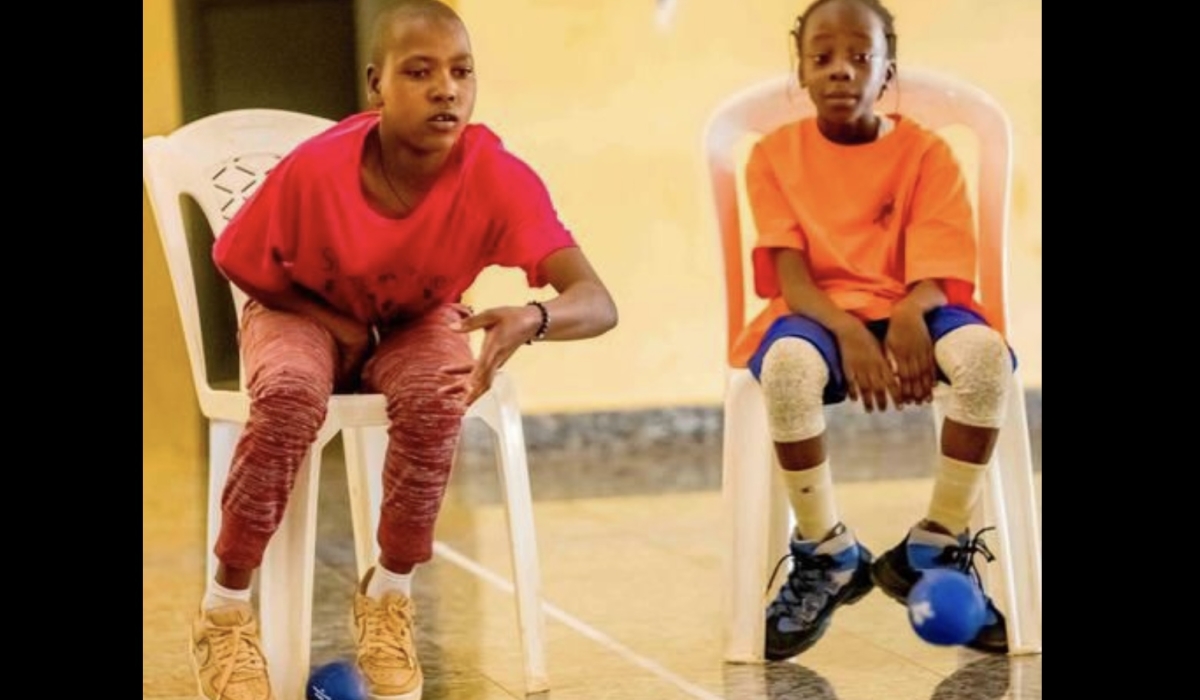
729, 115, 992, 367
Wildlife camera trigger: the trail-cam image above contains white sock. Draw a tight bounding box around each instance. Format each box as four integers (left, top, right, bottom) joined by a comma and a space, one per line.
781, 460, 840, 541
202, 579, 252, 611
926, 456, 989, 534
367, 563, 414, 599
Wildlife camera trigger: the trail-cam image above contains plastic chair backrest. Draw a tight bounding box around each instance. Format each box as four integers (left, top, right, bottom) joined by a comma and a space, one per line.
702, 68, 1013, 364
143, 109, 335, 401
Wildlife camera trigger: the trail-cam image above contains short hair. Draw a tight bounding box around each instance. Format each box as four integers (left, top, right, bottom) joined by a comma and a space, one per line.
368, 0, 464, 66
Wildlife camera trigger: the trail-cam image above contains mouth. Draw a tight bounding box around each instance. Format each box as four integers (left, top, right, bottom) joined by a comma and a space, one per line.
428, 112, 460, 124
824, 93, 859, 101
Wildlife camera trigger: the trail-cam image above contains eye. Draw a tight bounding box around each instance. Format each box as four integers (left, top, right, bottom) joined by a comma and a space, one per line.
807, 53, 830, 65
452, 66, 474, 79
404, 68, 430, 79
853, 53, 872, 63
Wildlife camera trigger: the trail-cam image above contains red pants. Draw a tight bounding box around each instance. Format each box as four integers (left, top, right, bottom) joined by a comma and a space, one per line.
214, 300, 472, 570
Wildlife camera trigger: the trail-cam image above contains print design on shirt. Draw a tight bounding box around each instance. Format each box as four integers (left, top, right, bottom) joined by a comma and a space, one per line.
873, 195, 896, 229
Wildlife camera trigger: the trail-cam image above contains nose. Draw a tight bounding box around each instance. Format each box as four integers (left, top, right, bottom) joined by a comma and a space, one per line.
430, 70, 458, 104
828, 58, 854, 81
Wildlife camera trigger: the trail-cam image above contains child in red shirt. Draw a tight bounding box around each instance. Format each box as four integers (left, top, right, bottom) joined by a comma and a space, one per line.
190, 3, 618, 698
745, 0, 1017, 662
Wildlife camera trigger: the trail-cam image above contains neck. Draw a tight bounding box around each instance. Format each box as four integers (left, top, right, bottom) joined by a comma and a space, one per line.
376, 126, 451, 190
816, 114, 881, 145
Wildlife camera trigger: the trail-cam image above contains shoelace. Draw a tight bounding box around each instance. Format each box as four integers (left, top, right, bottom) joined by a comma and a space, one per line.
362, 596, 415, 667
208, 618, 267, 689
764, 550, 839, 625
936, 526, 997, 592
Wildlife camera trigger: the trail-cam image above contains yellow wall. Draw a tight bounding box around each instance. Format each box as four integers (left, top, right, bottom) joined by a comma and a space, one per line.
144, 0, 204, 468
143, 0, 1041, 461
459, 0, 1041, 413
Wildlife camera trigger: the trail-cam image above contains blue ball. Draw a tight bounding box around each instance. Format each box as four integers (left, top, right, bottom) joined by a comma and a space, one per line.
907, 569, 986, 646
306, 660, 367, 700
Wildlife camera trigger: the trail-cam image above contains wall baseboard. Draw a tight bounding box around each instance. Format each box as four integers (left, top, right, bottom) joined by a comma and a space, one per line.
451, 389, 1041, 502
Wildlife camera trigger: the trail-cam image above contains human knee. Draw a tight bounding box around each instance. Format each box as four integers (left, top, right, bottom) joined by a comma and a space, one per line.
248, 364, 330, 429
934, 324, 1012, 428
760, 337, 828, 443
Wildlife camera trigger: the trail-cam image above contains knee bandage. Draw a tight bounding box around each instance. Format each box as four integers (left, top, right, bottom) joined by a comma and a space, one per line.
760, 337, 828, 443
934, 325, 1012, 429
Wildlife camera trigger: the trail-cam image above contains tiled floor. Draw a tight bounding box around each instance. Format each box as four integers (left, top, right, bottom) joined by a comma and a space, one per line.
143, 408, 1042, 700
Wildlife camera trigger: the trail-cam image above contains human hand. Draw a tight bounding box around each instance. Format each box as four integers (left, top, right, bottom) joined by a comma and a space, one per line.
835, 321, 899, 413
884, 309, 937, 405
439, 305, 542, 406
325, 316, 373, 381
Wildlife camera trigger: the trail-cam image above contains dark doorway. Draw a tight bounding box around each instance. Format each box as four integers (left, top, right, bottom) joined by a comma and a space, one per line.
175, 0, 361, 123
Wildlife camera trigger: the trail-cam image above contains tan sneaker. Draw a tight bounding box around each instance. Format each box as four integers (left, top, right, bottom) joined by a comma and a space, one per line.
190, 603, 275, 700
352, 568, 423, 699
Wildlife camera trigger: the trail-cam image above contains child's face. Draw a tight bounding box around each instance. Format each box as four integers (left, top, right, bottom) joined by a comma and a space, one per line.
797, 0, 893, 125
369, 15, 476, 154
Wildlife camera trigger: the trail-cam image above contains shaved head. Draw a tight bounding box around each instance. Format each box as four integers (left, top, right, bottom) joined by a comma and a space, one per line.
369, 0, 464, 66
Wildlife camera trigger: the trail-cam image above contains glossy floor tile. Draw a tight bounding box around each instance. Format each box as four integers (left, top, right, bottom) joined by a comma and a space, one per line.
144, 422, 1042, 700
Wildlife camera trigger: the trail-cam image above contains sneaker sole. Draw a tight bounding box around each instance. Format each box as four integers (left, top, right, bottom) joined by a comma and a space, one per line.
369, 685, 423, 700
870, 556, 914, 606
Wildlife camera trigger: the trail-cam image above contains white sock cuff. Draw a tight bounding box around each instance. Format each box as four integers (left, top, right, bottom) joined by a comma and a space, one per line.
369, 563, 415, 598
203, 579, 252, 611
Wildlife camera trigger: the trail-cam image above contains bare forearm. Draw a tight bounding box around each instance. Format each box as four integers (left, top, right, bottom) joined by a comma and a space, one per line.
774, 249, 861, 337
533, 279, 618, 341
893, 279, 947, 319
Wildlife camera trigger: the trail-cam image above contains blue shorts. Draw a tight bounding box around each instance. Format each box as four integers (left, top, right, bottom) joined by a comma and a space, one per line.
747, 305, 1018, 405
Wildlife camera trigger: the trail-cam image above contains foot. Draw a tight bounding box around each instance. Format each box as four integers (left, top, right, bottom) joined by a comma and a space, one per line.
352, 567, 424, 700
871, 524, 1009, 653
190, 603, 275, 700
763, 523, 875, 660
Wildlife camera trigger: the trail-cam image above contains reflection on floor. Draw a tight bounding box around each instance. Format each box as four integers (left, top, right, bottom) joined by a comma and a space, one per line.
143, 408, 1042, 700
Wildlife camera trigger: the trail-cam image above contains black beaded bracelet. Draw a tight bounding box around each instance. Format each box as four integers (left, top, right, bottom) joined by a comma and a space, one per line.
526, 300, 549, 345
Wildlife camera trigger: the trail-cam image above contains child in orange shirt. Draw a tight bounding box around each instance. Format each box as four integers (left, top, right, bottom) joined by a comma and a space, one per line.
739, 0, 1018, 661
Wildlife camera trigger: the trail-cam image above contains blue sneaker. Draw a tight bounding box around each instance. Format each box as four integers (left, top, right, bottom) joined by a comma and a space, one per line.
872, 524, 1008, 653
763, 523, 875, 660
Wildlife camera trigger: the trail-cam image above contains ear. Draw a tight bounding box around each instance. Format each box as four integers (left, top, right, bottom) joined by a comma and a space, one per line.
365, 64, 383, 107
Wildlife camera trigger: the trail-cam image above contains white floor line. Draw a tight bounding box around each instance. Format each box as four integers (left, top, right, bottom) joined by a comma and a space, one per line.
432, 540, 725, 700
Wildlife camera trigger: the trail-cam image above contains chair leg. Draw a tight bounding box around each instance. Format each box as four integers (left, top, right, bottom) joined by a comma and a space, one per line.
259, 425, 337, 700
722, 370, 787, 664
471, 374, 549, 694
936, 379, 1042, 656
343, 425, 388, 581
206, 420, 241, 586
984, 375, 1042, 655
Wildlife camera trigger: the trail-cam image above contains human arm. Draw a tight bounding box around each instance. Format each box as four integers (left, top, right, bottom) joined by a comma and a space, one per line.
885, 136, 979, 404
249, 285, 373, 380
885, 279, 946, 405
443, 246, 617, 406
211, 154, 371, 380
774, 248, 897, 412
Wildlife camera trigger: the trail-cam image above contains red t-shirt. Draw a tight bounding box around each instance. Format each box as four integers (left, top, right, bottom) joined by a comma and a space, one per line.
213, 111, 577, 326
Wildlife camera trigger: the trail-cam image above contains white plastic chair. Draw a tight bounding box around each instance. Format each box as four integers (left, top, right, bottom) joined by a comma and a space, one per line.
702, 68, 1042, 662
143, 109, 549, 698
